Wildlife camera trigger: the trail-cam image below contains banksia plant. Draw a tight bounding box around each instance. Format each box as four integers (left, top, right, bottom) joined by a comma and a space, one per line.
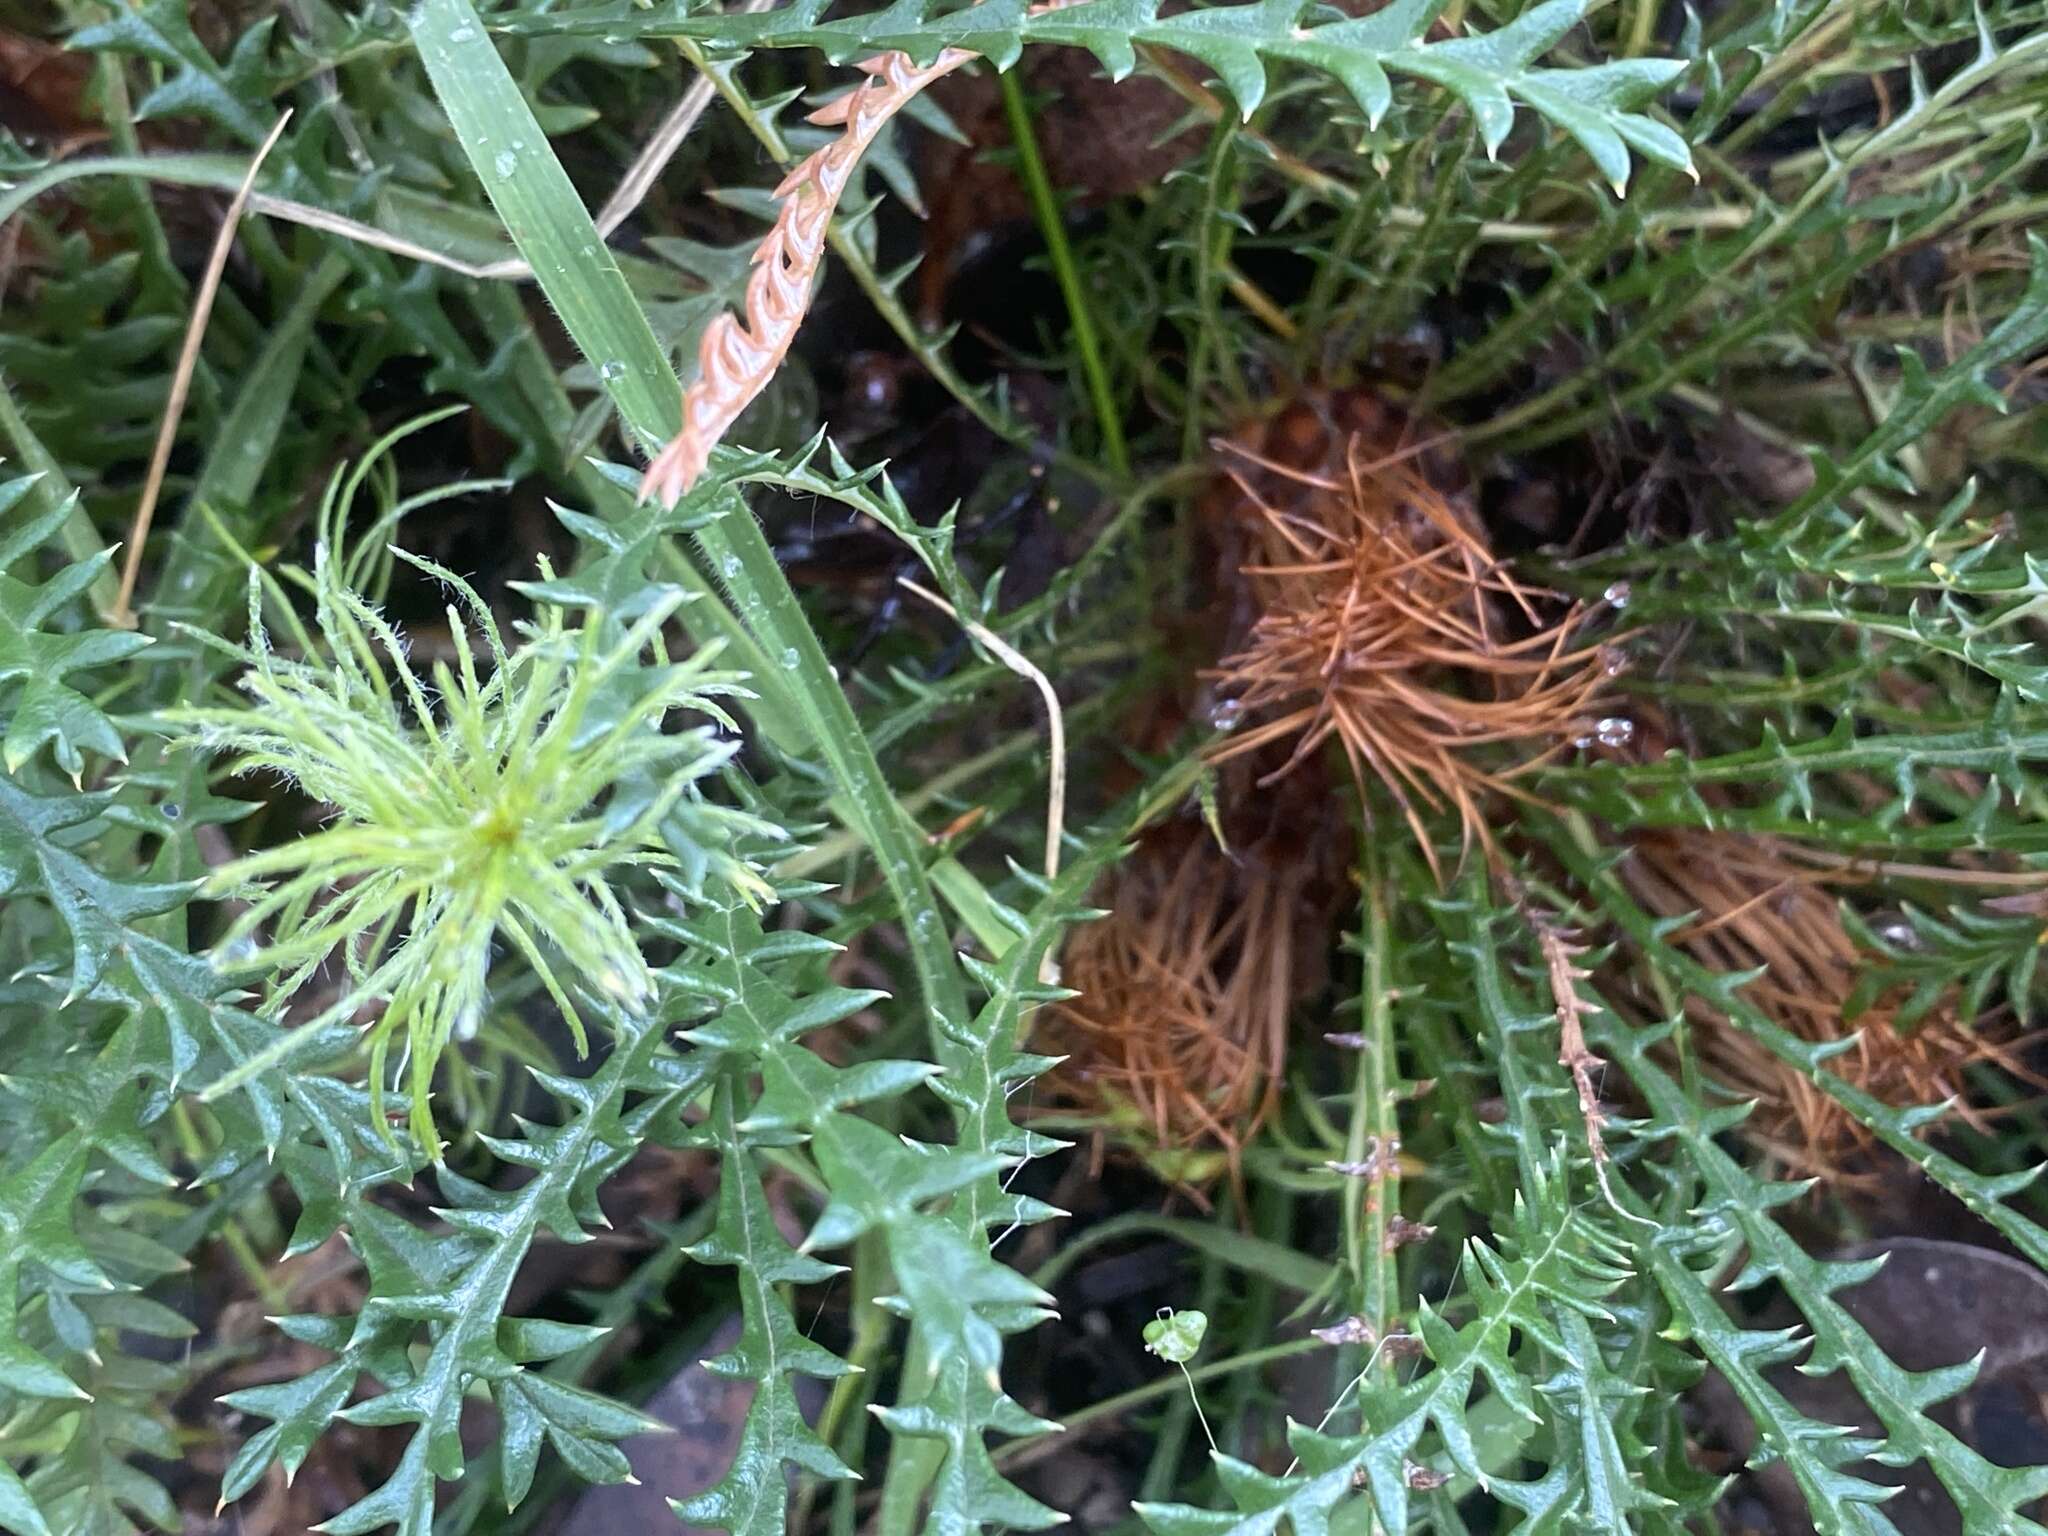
25, 0, 2048, 1528
171, 489, 772, 1154
1204, 393, 1623, 880
1616, 829, 2029, 1184
1049, 769, 1346, 1161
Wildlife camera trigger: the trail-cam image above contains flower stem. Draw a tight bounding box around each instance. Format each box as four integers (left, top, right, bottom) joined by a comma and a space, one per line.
997, 69, 1130, 477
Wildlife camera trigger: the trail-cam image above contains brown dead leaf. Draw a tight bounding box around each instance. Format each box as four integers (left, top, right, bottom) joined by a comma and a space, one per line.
0, 31, 100, 148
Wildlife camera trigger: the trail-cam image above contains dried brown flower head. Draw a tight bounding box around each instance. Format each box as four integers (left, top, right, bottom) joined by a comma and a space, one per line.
1047, 769, 1346, 1163
1203, 394, 1620, 881
1620, 829, 2030, 1184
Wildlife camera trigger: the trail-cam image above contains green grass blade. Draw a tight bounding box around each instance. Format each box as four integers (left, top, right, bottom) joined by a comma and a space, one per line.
408, 0, 679, 454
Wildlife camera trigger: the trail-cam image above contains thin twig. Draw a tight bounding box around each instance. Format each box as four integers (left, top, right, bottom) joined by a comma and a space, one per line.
242, 78, 713, 285
243, 192, 521, 279
115, 111, 292, 629
593, 0, 780, 245
591, 72, 723, 238
897, 577, 1066, 886
1777, 844, 2048, 889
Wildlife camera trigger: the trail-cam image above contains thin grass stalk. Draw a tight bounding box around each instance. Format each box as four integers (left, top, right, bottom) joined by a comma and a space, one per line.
998, 68, 1131, 475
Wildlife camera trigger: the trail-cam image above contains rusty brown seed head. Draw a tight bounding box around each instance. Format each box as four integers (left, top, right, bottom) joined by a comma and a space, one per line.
1203, 420, 1620, 882
1046, 780, 1345, 1163
1620, 829, 2039, 1184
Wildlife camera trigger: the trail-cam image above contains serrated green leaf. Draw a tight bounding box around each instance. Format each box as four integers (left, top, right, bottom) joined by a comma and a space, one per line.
494, 0, 1692, 189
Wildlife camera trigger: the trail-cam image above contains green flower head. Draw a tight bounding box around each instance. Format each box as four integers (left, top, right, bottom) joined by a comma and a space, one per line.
175, 522, 773, 1157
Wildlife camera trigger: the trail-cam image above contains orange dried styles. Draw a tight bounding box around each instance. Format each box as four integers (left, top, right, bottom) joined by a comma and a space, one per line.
1620, 829, 2034, 1185
1048, 762, 1347, 1162
1052, 389, 1614, 1164
1203, 392, 1622, 882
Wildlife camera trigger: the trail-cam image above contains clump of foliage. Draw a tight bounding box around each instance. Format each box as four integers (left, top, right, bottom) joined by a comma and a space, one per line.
5, 0, 2048, 1534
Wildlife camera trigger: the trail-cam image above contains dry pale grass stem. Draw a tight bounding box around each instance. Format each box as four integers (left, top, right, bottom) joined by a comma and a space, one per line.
639, 48, 973, 505
1504, 879, 1651, 1222
1620, 829, 2036, 1185
1048, 771, 1346, 1166
1526, 900, 1610, 1165
117, 111, 292, 626
1203, 394, 1622, 881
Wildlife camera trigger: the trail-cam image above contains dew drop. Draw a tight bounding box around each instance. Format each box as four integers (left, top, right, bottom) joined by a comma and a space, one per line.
160, 802, 182, 821
493, 149, 519, 179
1595, 716, 1635, 748
447, 22, 477, 39
1603, 580, 1631, 609
1208, 696, 1245, 732
781, 648, 800, 670
599, 360, 627, 381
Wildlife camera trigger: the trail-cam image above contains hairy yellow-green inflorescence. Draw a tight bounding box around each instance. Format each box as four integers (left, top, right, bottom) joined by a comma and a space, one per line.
173, 534, 773, 1156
